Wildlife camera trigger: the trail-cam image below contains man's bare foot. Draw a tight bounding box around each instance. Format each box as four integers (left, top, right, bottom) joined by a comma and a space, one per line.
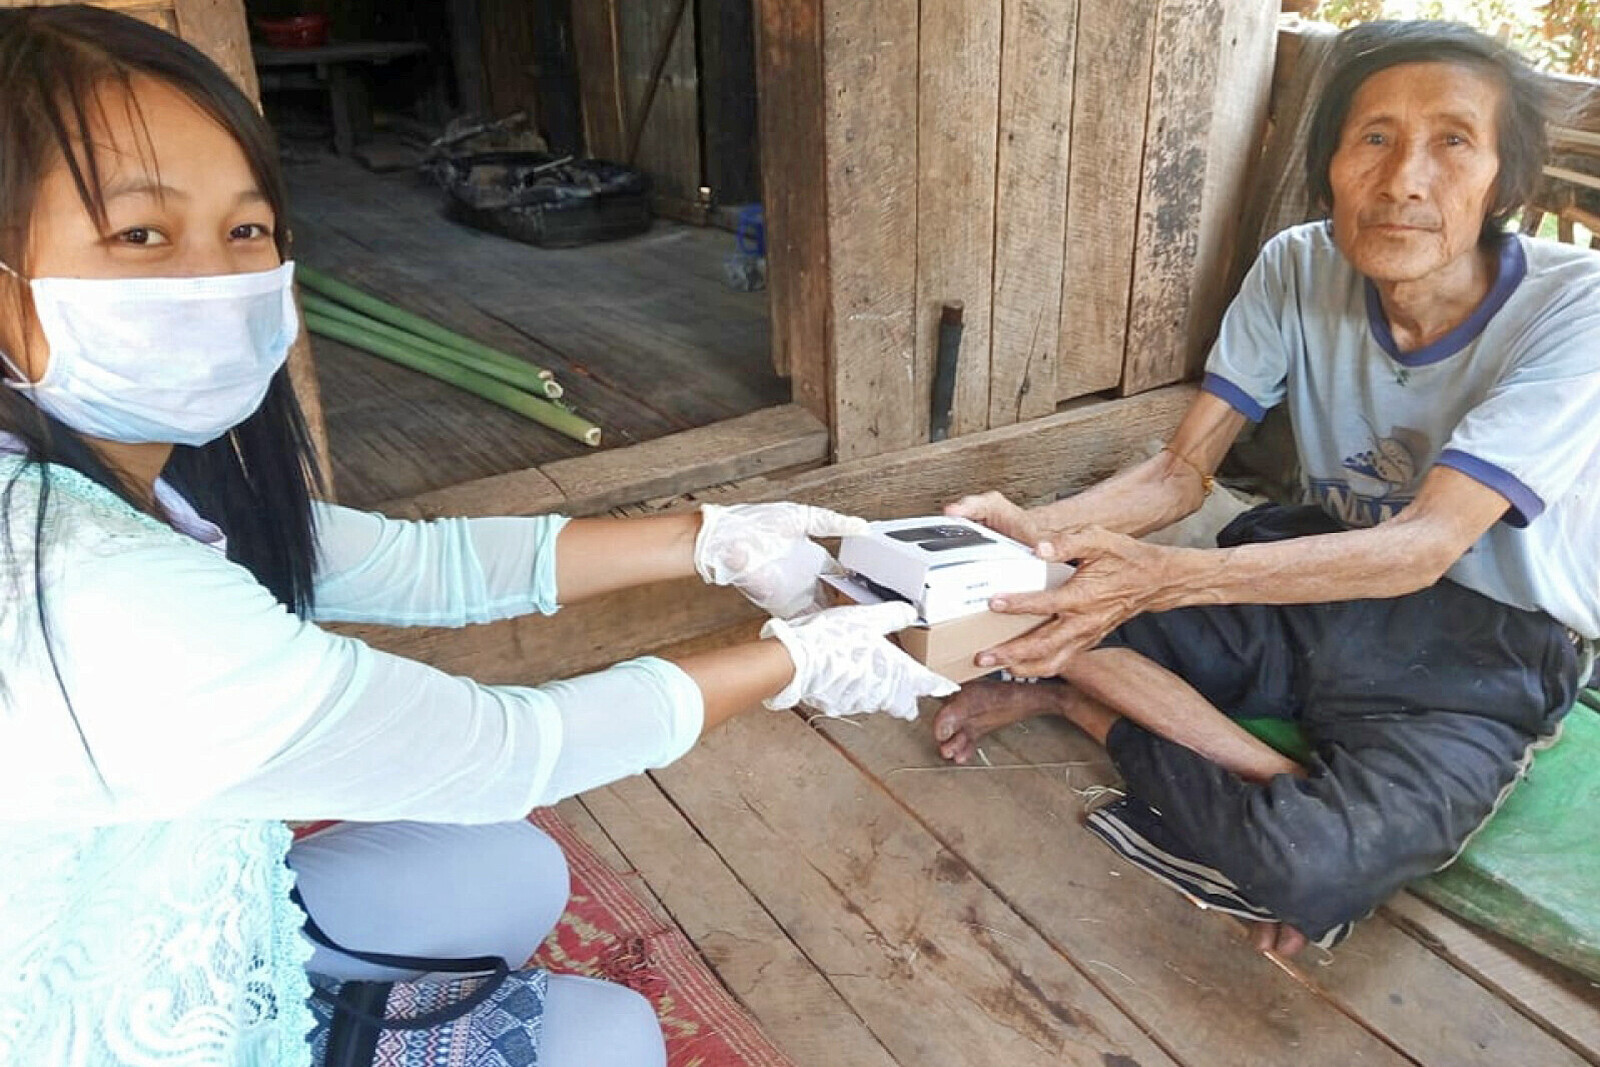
932, 678, 1076, 764
1251, 921, 1309, 957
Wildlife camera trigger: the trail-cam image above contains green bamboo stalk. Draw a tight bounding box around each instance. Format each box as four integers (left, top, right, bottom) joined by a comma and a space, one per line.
306, 311, 600, 447
302, 292, 563, 399
296, 264, 560, 395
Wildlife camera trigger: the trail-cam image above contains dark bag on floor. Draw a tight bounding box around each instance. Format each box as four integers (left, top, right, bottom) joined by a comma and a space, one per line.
428, 150, 653, 249
295, 889, 547, 1067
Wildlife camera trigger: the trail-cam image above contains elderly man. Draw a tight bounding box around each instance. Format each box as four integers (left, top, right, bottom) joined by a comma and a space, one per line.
932, 20, 1600, 956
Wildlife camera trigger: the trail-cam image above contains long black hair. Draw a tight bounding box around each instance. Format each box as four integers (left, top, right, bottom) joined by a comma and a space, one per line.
0, 5, 323, 614
1305, 20, 1554, 245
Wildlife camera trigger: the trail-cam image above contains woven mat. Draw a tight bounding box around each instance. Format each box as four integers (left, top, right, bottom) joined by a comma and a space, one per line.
526, 809, 796, 1067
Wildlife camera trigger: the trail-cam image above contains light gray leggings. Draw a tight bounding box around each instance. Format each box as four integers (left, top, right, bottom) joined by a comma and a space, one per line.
287, 820, 666, 1067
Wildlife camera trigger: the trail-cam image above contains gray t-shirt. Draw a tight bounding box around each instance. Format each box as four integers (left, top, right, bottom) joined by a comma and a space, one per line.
1205, 221, 1600, 639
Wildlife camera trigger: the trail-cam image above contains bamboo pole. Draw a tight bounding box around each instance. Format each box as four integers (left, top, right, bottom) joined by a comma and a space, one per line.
305, 311, 601, 447
301, 293, 563, 399
296, 264, 561, 397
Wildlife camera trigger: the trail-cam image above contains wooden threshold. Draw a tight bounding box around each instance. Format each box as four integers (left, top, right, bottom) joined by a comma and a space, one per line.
377, 403, 830, 520
343, 386, 1195, 685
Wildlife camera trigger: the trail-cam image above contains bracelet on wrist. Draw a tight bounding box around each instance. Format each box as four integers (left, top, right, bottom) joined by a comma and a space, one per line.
1162, 447, 1215, 497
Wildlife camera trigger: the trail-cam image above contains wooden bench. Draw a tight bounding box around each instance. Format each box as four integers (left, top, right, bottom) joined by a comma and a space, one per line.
253, 40, 430, 156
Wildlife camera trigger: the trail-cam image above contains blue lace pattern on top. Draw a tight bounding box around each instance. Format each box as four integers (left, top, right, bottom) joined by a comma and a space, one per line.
0, 456, 316, 1066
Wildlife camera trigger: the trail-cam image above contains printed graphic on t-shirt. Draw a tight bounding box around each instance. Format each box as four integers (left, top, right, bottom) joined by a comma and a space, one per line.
1308, 427, 1426, 527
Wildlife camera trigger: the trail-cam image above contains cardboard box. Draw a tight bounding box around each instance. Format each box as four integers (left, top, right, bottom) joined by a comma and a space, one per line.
821, 573, 1053, 684
838, 516, 1066, 624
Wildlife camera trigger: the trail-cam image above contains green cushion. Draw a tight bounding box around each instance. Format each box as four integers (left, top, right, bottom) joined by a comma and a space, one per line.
1237, 693, 1600, 982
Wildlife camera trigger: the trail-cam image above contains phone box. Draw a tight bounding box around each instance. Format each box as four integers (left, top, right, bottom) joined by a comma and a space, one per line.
820, 574, 1056, 684
837, 516, 1066, 625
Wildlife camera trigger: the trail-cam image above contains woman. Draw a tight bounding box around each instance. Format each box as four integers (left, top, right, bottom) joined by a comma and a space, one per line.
0, 7, 954, 1065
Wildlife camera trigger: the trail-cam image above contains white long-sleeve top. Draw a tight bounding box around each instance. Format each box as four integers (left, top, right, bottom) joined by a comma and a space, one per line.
0, 453, 706, 1066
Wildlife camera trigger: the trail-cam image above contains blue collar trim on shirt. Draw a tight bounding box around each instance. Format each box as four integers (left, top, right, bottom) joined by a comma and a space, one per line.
1363, 234, 1526, 367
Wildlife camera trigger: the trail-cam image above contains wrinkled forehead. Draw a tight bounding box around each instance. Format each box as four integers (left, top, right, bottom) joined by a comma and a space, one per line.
1345, 59, 1505, 131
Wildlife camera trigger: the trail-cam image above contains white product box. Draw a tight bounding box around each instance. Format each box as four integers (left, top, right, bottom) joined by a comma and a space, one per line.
837, 516, 1070, 625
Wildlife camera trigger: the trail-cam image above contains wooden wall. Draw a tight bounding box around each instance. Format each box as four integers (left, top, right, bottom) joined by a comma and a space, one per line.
758, 0, 1279, 461
571, 0, 762, 216
572, 0, 702, 210
473, 0, 582, 153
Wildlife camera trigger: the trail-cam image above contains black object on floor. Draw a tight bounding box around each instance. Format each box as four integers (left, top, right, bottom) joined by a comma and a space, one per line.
429, 151, 652, 248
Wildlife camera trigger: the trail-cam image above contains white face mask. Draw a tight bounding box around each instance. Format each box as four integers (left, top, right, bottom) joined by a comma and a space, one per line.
0, 261, 298, 446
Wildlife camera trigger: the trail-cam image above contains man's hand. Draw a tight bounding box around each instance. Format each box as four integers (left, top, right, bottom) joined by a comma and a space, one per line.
943, 491, 1042, 546
977, 527, 1188, 677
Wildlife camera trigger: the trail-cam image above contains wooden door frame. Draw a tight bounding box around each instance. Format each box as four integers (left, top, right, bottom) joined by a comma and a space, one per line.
750, 0, 831, 438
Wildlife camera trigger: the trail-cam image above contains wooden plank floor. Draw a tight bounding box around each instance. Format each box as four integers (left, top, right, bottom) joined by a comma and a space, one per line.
282, 151, 784, 506
559, 632, 1600, 1067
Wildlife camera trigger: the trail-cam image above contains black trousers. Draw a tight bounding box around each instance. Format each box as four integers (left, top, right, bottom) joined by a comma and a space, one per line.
1099, 505, 1583, 941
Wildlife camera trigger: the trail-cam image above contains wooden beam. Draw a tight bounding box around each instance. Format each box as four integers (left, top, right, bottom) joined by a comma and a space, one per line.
988, 0, 1077, 428
336, 577, 760, 686
1546, 71, 1600, 128
1230, 22, 1339, 283
1546, 164, 1600, 196
1181, 0, 1278, 380
698, 0, 761, 204
824, 0, 920, 460
752, 0, 831, 420
1552, 125, 1600, 152
379, 404, 828, 519
539, 403, 826, 514
381, 464, 568, 522
287, 331, 334, 496
170, 0, 259, 101
915, 0, 1002, 440
1120, 0, 1225, 396
1057, 0, 1157, 401
355, 387, 1194, 683
447, 0, 488, 116
767, 384, 1194, 518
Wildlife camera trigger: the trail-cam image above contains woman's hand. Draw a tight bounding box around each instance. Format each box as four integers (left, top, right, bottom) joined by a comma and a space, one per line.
976, 527, 1186, 678
695, 502, 869, 618
761, 601, 959, 720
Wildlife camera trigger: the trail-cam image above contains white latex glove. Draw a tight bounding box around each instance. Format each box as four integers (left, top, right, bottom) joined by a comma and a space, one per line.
695, 502, 870, 618
761, 601, 960, 720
